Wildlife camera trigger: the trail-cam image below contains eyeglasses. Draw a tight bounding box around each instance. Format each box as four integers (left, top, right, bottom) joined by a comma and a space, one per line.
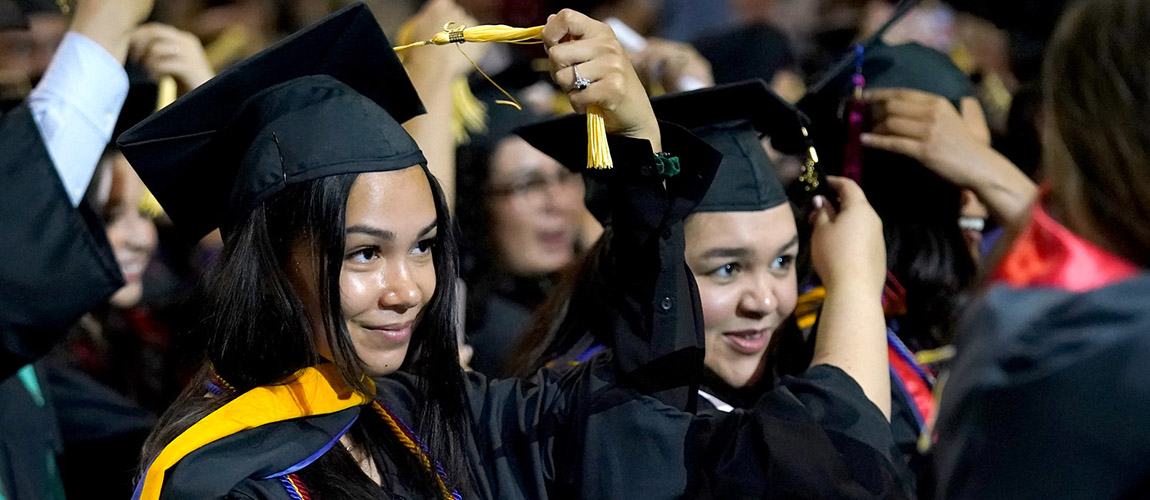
486, 169, 584, 205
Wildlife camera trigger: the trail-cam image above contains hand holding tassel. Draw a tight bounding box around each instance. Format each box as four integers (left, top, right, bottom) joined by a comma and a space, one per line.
541, 9, 662, 159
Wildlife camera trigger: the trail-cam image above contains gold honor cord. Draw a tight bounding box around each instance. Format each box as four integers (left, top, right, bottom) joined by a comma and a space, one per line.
395, 23, 613, 169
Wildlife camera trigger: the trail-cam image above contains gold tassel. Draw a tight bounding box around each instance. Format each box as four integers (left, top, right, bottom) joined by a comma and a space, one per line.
157, 76, 178, 110
392, 23, 544, 52
136, 76, 181, 218
204, 24, 250, 71
451, 77, 487, 144
585, 106, 612, 169
395, 22, 613, 169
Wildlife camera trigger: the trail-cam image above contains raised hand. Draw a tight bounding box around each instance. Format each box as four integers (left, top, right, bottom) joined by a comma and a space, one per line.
542, 9, 661, 151
130, 23, 214, 94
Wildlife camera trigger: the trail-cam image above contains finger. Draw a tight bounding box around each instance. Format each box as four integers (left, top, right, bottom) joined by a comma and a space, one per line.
873, 97, 934, 121
542, 9, 607, 46
565, 72, 625, 114
871, 116, 925, 138
864, 87, 936, 105
825, 175, 868, 209
809, 195, 835, 227
546, 37, 610, 70
859, 133, 925, 160
960, 96, 992, 146
552, 56, 615, 93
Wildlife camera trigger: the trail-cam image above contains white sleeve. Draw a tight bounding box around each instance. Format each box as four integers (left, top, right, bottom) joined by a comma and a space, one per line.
27, 31, 130, 206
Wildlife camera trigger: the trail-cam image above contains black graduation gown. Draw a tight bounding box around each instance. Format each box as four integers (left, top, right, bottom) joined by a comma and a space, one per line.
0, 105, 124, 379
0, 105, 123, 500
150, 123, 721, 500
467, 275, 549, 377
692, 366, 910, 500
933, 273, 1150, 500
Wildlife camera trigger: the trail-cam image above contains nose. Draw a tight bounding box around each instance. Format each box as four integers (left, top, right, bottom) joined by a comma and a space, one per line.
122, 213, 157, 252
547, 174, 584, 212
738, 272, 779, 319
378, 262, 422, 312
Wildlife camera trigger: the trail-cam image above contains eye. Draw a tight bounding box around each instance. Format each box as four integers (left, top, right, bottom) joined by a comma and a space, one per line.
346, 246, 380, 264
413, 237, 436, 256
711, 262, 741, 279
771, 254, 796, 271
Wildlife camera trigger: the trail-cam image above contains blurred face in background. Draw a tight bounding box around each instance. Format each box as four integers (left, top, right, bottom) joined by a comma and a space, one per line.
485, 136, 585, 277
0, 13, 67, 94
97, 153, 160, 308
686, 205, 800, 389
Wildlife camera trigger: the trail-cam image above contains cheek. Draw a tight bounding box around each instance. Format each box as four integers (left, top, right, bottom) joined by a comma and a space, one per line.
698, 281, 739, 336
416, 261, 437, 308
106, 222, 128, 250
775, 274, 799, 318
339, 270, 376, 317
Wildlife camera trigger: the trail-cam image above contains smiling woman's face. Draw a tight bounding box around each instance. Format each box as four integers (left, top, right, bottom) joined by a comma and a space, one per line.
685, 204, 800, 389
291, 166, 439, 377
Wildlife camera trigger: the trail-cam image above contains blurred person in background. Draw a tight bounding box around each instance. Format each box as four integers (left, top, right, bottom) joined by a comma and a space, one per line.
455, 102, 595, 376
926, 1, 1150, 497
0, 1, 156, 499
0, 0, 67, 109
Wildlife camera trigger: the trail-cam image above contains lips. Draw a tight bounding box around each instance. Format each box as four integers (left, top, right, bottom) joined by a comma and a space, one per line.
537, 228, 573, 251
117, 259, 146, 283
722, 329, 771, 355
361, 321, 414, 343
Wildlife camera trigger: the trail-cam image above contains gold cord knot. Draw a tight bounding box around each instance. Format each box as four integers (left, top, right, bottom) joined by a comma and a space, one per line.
444, 22, 467, 43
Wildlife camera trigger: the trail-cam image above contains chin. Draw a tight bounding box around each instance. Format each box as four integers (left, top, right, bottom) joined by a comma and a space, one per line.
109, 283, 143, 309
709, 356, 767, 389
357, 347, 410, 378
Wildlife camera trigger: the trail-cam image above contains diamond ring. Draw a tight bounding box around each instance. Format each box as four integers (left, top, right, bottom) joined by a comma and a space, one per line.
572, 63, 591, 91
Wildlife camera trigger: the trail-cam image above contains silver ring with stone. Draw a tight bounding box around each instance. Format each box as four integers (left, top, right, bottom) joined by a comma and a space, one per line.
572, 64, 591, 91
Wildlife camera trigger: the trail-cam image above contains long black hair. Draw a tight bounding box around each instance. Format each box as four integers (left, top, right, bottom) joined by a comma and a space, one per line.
139, 166, 471, 496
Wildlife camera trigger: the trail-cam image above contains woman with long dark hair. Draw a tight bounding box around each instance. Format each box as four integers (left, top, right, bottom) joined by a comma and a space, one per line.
928, 0, 1150, 498
121, 5, 725, 500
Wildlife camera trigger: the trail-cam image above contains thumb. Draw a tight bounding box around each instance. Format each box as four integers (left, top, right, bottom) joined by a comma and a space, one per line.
809, 195, 836, 227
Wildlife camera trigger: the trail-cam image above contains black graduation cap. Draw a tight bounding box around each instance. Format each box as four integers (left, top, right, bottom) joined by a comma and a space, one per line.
118, 3, 425, 241
111, 63, 160, 145
650, 79, 805, 213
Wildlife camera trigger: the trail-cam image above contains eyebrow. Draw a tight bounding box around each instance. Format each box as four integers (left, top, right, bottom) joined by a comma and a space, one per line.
699, 235, 800, 260
346, 221, 438, 241
777, 235, 800, 255
700, 247, 751, 260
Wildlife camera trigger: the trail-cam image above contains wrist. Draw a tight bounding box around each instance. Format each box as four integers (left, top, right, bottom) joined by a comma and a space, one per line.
71, 10, 135, 64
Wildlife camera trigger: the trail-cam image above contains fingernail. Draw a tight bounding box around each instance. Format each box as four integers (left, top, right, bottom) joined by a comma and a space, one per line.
813, 195, 825, 209
859, 133, 872, 144
547, 14, 556, 22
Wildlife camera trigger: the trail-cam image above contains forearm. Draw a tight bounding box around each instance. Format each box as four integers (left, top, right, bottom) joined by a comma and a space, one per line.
810, 282, 891, 420
966, 146, 1038, 226
403, 58, 457, 209
70, 0, 142, 64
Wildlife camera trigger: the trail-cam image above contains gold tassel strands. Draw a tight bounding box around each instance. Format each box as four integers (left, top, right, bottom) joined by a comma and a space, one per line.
396, 19, 489, 146
391, 23, 544, 52
585, 106, 612, 169
394, 22, 613, 169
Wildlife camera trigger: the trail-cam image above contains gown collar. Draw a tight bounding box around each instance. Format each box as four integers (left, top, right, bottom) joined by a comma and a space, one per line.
992, 198, 1140, 292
